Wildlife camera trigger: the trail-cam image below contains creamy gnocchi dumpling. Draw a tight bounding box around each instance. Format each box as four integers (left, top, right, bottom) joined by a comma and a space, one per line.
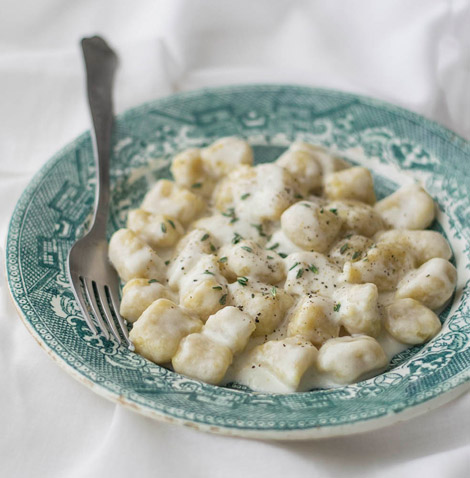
109, 137, 457, 393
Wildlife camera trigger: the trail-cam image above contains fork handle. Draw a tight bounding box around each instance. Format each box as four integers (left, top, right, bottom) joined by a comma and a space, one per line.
81, 36, 118, 237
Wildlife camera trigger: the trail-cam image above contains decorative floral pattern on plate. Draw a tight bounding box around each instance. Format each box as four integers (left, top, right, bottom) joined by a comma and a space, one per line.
6, 85, 470, 438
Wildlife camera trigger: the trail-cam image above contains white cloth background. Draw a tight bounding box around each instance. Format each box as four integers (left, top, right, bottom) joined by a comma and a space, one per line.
1, 0, 470, 476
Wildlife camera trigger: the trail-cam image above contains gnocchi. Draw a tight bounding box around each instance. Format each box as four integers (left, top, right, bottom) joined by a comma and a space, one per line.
317, 336, 388, 384
171, 148, 216, 198
127, 210, 184, 249
141, 179, 205, 225
286, 295, 340, 346
281, 201, 343, 253
374, 184, 435, 230
385, 298, 441, 344
228, 280, 294, 337
395, 258, 457, 309
109, 137, 456, 393
120, 278, 175, 322
219, 239, 285, 283
213, 163, 298, 222
109, 229, 165, 282
276, 146, 323, 194
172, 333, 233, 384
172, 307, 255, 384
324, 167, 376, 205
129, 299, 202, 363
244, 337, 318, 392
333, 283, 381, 337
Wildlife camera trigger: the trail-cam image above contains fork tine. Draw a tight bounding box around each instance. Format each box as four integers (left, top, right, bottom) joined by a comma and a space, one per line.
83, 278, 110, 340
69, 273, 98, 335
108, 285, 132, 345
95, 284, 122, 343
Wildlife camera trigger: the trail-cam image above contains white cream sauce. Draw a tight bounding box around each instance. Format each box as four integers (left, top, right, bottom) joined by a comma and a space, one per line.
223, 303, 410, 393
115, 141, 453, 394
157, 194, 432, 393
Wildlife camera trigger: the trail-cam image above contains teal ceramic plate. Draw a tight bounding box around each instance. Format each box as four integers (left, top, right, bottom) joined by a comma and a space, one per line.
6, 85, 470, 439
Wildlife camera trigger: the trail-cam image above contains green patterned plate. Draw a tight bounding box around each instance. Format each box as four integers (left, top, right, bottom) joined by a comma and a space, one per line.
6, 85, 470, 439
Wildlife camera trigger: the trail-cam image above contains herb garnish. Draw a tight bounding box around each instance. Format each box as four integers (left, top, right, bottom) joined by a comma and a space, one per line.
232, 232, 243, 244
251, 223, 266, 237
237, 276, 249, 286
222, 207, 235, 217
308, 264, 319, 274
222, 207, 238, 224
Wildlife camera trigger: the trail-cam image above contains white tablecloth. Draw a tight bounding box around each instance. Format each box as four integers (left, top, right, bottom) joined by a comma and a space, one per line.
1, 1, 470, 476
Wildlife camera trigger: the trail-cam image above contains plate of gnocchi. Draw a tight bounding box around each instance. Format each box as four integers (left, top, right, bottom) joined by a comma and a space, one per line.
6, 84, 470, 439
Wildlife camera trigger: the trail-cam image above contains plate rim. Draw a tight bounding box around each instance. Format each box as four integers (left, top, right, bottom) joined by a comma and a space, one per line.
6, 287, 470, 440
5, 83, 470, 439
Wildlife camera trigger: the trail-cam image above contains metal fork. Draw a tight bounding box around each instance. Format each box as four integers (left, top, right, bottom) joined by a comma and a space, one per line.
67, 36, 131, 347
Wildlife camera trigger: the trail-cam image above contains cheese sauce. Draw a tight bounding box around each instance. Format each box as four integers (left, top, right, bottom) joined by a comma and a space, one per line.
109, 138, 456, 393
